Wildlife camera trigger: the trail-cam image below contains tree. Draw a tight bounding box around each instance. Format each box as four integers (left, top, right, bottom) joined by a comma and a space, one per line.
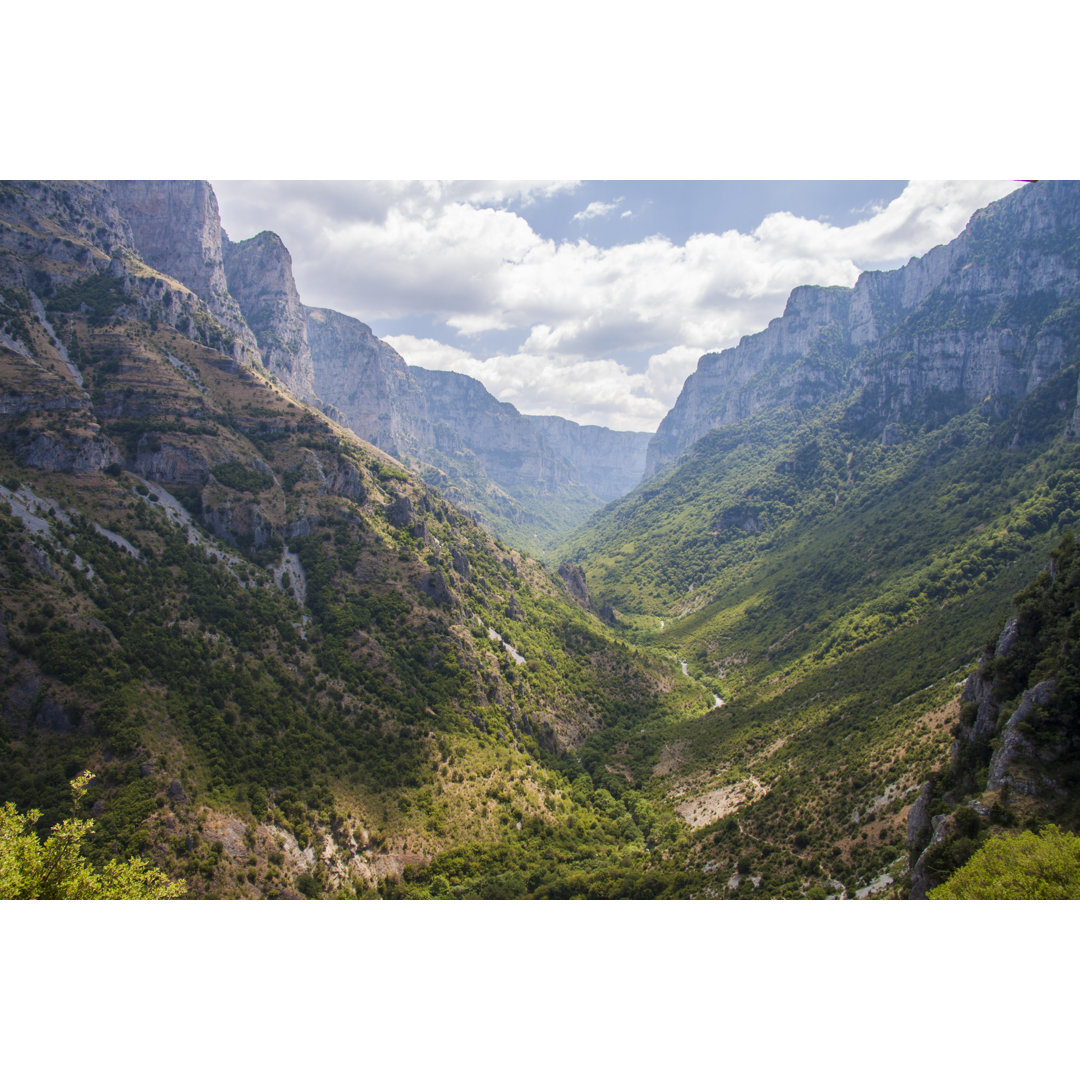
0, 772, 185, 899
929, 825, 1080, 900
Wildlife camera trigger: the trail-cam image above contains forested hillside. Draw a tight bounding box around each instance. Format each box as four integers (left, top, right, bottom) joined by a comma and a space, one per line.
4, 178, 1080, 899
560, 181, 1080, 897
0, 180, 711, 898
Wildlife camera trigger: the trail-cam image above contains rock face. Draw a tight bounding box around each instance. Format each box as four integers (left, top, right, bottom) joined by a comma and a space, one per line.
223, 232, 315, 400
524, 414, 652, 503
646, 181, 1080, 476
411, 367, 575, 496
306, 312, 650, 547
306, 306, 433, 460
104, 180, 260, 365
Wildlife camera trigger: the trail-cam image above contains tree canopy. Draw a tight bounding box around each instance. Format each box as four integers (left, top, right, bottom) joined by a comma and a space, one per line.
0, 773, 185, 900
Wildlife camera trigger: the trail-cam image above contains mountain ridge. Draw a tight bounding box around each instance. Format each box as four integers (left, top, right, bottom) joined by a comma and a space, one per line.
646, 181, 1080, 477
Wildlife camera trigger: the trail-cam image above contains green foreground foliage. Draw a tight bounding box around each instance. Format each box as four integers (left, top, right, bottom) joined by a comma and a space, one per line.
0, 773, 185, 899
930, 825, 1080, 899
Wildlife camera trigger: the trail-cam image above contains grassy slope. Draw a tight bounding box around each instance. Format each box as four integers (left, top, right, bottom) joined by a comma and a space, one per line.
559, 370, 1080, 896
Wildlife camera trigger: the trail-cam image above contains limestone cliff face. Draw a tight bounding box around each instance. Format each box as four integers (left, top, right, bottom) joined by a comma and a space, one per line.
104, 180, 260, 365
223, 232, 314, 400
305, 306, 433, 460
410, 367, 576, 497
647, 284, 853, 475
646, 181, 1080, 476
524, 414, 651, 502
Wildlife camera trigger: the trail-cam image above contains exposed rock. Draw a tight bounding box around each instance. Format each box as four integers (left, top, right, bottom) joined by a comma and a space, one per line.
223, 231, 315, 400
715, 506, 762, 535
104, 181, 259, 365
558, 562, 590, 606
420, 568, 453, 605
167, 779, 188, 804
906, 780, 934, 853
387, 495, 417, 528
523, 413, 651, 502
988, 679, 1058, 794
306, 306, 433, 460
908, 813, 953, 900
507, 592, 525, 622
451, 547, 472, 581
10, 429, 120, 473
412, 367, 575, 496
955, 616, 1022, 749
646, 182, 1080, 476
133, 438, 211, 487
322, 458, 367, 504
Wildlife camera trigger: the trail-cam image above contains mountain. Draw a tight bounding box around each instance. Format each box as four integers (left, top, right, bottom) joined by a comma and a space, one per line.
561, 180, 1080, 897
6, 178, 1079, 900
222, 229, 316, 401
646, 181, 1080, 477
102, 181, 648, 557
524, 413, 652, 504
0, 179, 712, 899
300, 301, 650, 554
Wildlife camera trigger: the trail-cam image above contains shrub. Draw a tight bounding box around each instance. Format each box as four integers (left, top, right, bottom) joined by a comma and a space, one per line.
930, 825, 1080, 899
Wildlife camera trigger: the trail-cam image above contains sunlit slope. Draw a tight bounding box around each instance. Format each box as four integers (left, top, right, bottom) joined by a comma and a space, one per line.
558, 373, 1080, 896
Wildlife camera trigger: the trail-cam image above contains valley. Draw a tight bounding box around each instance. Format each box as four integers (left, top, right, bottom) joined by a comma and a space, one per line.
2, 179, 1079, 899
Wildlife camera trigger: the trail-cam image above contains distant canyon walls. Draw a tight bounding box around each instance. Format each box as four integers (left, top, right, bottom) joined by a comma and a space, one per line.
646, 181, 1080, 476
99, 180, 652, 543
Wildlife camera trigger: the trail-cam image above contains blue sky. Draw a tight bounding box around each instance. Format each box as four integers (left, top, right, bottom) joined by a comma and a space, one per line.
215, 180, 1023, 431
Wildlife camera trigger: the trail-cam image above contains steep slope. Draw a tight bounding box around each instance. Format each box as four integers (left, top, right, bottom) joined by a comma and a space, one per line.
103, 180, 261, 368
907, 531, 1080, 897
523, 414, 651, 504
0, 180, 713, 899
560, 180, 1080, 897
305, 305, 433, 461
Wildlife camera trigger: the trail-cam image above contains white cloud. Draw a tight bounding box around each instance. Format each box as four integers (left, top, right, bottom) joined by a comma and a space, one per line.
216, 179, 1026, 430
386, 333, 665, 431
572, 198, 623, 222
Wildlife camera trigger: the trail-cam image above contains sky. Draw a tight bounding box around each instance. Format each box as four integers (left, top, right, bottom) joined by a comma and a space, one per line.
213, 180, 1025, 432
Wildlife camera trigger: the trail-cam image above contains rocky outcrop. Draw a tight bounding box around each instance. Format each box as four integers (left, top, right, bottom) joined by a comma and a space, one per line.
558, 562, 591, 607
987, 679, 1060, 795
223, 231, 315, 400
647, 181, 1080, 476
8, 428, 120, 473
104, 181, 259, 365
908, 813, 954, 900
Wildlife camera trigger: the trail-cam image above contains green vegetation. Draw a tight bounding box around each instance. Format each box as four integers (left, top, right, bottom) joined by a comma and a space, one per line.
557, 358, 1080, 896
930, 826, 1080, 899
5, 178, 1080, 900
211, 461, 274, 494
0, 773, 185, 899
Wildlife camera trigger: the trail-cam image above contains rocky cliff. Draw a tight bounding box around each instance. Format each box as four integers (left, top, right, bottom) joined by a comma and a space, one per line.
223, 231, 315, 400
304, 310, 649, 550
646, 181, 1080, 476
104, 180, 261, 367
410, 367, 577, 497
305, 306, 433, 461
525, 414, 652, 503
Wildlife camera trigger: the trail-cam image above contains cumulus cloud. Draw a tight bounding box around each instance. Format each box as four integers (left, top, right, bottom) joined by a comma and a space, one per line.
216, 179, 1025, 430
386, 333, 663, 431
572, 198, 623, 222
